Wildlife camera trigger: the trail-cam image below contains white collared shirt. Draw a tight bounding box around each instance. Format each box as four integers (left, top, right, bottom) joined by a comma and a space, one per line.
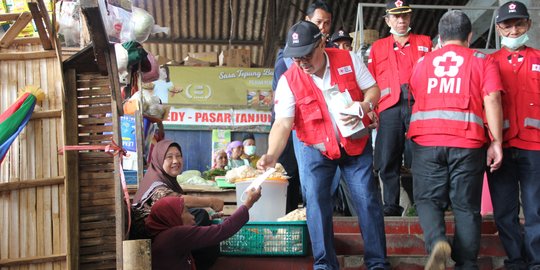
274, 51, 376, 119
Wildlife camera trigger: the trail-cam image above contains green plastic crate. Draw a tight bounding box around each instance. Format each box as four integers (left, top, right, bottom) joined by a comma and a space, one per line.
220, 221, 309, 256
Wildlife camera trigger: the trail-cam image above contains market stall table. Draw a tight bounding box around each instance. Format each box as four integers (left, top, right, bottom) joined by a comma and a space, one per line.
181, 184, 237, 216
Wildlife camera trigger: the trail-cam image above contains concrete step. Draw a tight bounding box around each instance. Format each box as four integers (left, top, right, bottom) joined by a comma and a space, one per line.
209, 255, 506, 270
333, 216, 504, 256
208, 216, 507, 270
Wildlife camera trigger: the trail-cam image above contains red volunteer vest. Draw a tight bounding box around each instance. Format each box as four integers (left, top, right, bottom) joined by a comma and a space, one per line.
368, 34, 432, 113
492, 47, 540, 149
284, 48, 370, 160
408, 45, 487, 145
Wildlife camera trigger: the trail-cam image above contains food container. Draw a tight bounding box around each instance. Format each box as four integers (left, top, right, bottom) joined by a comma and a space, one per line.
235, 179, 288, 221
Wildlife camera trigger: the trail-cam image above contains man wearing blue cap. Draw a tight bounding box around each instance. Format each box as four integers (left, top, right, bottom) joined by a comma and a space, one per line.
368, 0, 432, 217
488, 1, 540, 269
259, 20, 388, 270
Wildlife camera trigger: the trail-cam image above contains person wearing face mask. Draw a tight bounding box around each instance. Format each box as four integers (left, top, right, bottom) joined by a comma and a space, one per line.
486, 2, 540, 269
240, 133, 260, 168
367, 0, 432, 217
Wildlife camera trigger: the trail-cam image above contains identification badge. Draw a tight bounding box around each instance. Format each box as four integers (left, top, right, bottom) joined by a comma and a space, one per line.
418, 46, 429, 53
337, 65, 353, 75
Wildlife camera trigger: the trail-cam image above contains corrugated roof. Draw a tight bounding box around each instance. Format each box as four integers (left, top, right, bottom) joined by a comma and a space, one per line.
132, 0, 487, 67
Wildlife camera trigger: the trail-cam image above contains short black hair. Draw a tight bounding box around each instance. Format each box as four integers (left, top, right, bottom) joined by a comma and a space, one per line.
306, 0, 333, 18
242, 132, 255, 142
438, 10, 472, 43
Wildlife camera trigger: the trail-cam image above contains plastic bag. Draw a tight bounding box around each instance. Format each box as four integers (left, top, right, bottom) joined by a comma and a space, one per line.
56, 1, 81, 47
98, 0, 132, 43
129, 7, 154, 43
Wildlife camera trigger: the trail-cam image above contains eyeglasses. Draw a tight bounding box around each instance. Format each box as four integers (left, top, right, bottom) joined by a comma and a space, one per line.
497, 19, 529, 32
292, 41, 321, 62
293, 50, 315, 62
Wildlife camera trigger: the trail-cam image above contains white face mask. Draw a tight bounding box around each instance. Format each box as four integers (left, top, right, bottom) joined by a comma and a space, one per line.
390, 27, 411, 37
244, 145, 256, 156
501, 34, 529, 50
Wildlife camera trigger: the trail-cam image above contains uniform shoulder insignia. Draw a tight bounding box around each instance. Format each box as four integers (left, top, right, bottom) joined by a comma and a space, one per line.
473, 51, 486, 59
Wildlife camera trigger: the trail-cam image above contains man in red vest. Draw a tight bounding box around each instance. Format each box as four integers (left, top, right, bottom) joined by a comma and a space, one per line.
487, 2, 540, 269
408, 10, 503, 269
368, 0, 432, 217
259, 20, 389, 270
272, 0, 333, 214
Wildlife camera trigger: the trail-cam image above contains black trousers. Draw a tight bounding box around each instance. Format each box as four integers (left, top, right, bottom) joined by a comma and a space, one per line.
374, 84, 413, 214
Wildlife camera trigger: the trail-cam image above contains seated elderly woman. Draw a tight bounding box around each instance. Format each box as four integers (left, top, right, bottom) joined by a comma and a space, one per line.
131, 139, 225, 270
226, 140, 249, 169
212, 149, 228, 170
146, 187, 261, 270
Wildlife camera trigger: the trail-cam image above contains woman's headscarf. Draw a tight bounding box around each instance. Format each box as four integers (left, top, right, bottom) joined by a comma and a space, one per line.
133, 139, 183, 204
226, 140, 243, 157
145, 196, 184, 237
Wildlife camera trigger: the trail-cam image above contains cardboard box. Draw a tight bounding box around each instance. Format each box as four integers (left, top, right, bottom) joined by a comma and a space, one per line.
219, 48, 251, 68
183, 56, 211, 66
187, 52, 218, 65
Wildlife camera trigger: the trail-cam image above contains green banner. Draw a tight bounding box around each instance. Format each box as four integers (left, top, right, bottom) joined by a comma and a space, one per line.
165, 67, 274, 107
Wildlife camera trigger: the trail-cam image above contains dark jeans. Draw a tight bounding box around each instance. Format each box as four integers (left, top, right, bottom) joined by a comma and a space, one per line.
374, 84, 413, 215
487, 148, 540, 270
412, 143, 485, 269
299, 143, 388, 270
190, 208, 219, 270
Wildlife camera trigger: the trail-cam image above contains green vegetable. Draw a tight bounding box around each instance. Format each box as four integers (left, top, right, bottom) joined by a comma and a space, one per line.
202, 168, 227, 180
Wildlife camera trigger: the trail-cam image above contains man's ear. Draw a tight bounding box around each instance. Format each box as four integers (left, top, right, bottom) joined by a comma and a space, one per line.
467, 32, 473, 46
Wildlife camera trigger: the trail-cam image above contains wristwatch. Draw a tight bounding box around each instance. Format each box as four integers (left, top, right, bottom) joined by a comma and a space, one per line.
367, 101, 374, 112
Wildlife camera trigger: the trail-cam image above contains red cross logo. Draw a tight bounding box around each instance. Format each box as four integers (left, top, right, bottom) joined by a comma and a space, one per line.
433, 51, 464, 77
440, 57, 458, 72
292, 32, 299, 44
395, 0, 403, 7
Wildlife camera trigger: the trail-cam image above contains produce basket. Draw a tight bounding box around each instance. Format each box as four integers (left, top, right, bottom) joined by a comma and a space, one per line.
219, 221, 309, 256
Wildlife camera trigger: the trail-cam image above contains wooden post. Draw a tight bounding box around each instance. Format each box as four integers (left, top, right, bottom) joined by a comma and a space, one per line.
122, 240, 151, 270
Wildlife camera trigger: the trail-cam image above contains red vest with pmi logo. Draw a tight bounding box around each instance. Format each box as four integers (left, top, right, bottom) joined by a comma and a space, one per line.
492, 47, 540, 149
408, 45, 487, 145
284, 48, 370, 160
368, 34, 432, 113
